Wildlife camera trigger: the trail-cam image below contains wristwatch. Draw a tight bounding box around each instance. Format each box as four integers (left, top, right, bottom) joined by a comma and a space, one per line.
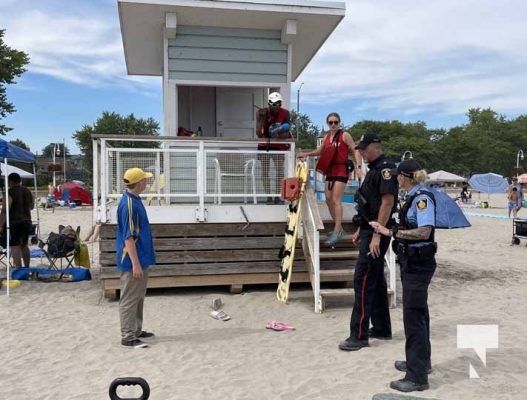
391, 226, 399, 238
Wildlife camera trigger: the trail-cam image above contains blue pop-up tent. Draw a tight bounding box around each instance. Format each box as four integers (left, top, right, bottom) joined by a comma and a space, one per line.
0, 139, 38, 295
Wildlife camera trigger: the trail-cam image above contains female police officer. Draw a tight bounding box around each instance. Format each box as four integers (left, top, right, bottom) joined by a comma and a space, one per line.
370, 159, 436, 393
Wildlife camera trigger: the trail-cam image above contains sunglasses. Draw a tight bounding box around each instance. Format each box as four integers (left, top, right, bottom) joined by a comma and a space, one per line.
327, 120, 340, 125
269, 101, 282, 107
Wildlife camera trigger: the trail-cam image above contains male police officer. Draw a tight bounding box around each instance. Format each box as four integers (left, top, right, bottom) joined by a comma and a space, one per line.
339, 133, 398, 351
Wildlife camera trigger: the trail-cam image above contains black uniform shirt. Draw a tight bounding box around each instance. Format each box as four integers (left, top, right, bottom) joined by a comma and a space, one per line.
357, 155, 398, 227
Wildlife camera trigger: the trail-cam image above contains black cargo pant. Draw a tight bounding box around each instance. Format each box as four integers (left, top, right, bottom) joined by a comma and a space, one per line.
398, 252, 436, 384
349, 229, 392, 340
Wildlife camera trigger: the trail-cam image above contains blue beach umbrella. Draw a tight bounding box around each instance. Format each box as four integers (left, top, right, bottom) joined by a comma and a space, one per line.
468, 173, 509, 194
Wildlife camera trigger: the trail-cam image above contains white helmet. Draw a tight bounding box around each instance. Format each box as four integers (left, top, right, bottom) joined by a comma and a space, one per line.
268, 92, 283, 104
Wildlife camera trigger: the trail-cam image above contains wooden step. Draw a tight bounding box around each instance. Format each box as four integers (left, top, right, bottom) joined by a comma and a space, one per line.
319, 288, 395, 311
320, 288, 354, 297
320, 269, 354, 280
320, 250, 359, 259
320, 288, 394, 298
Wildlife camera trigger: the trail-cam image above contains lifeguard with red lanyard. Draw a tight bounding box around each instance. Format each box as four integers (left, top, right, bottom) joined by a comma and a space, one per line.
256, 92, 292, 204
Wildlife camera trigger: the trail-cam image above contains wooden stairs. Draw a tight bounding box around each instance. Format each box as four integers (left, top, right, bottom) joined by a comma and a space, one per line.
313, 230, 394, 312
316, 230, 359, 311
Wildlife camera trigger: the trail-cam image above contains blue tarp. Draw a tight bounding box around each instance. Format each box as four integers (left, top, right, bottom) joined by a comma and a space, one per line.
12, 267, 91, 282
0, 138, 36, 163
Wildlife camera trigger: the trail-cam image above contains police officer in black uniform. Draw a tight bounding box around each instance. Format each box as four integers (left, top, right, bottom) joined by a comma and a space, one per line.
339, 133, 398, 351
370, 159, 436, 393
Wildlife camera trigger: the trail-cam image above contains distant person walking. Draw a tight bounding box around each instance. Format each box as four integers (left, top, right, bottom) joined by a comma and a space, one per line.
0, 173, 34, 267
508, 178, 523, 215
508, 187, 519, 218
117, 168, 156, 349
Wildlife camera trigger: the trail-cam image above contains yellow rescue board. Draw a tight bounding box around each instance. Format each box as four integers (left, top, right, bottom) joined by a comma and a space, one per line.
276, 161, 308, 303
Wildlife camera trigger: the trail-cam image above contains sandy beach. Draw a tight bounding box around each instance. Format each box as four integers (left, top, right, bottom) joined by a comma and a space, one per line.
1, 195, 526, 399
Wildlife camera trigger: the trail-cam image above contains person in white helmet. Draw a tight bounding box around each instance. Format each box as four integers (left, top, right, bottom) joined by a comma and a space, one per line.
256, 92, 292, 204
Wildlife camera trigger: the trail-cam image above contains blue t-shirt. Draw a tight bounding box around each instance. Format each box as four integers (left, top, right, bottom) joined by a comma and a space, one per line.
404, 184, 436, 248
116, 191, 156, 271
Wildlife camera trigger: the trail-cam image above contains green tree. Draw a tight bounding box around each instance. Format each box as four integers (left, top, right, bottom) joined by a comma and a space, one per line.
8, 139, 32, 172
291, 111, 321, 150
9, 138, 30, 151
0, 29, 30, 135
72, 111, 160, 177
41, 142, 70, 158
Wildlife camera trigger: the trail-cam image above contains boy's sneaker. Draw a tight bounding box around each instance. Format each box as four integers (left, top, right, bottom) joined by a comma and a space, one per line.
121, 339, 149, 348
138, 331, 155, 339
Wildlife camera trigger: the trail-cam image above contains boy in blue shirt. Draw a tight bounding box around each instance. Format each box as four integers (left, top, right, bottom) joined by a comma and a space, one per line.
117, 168, 156, 348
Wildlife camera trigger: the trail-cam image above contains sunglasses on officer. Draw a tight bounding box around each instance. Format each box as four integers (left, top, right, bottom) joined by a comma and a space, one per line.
269, 101, 282, 107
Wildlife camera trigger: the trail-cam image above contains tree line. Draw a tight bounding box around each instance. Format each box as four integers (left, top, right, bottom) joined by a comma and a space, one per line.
293, 107, 527, 179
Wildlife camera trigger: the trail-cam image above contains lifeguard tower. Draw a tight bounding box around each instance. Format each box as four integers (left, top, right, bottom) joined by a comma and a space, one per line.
96, 0, 396, 312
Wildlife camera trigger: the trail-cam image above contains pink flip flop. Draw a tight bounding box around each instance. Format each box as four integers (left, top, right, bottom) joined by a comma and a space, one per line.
265, 321, 295, 331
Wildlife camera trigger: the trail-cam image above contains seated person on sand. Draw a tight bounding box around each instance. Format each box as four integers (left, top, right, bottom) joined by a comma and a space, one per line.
460, 183, 471, 203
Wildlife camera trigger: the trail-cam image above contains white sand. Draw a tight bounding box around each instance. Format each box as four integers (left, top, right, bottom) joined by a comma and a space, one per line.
1, 196, 526, 399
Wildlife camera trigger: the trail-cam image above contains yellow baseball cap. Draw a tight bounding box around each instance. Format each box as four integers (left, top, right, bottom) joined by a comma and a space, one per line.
123, 168, 153, 184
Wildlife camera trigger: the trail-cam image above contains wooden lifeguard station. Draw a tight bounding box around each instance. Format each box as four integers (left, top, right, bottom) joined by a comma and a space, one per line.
96, 0, 397, 311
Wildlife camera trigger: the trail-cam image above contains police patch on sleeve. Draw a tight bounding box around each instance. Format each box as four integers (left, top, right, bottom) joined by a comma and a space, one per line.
417, 199, 428, 211
381, 168, 391, 180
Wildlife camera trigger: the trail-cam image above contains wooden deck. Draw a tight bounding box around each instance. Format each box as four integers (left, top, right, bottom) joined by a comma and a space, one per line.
99, 222, 306, 299
99, 220, 357, 300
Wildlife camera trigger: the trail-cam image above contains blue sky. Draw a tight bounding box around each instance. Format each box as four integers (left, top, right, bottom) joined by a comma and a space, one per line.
2, 0, 527, 154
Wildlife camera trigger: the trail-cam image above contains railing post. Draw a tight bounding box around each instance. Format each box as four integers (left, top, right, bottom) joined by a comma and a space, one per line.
313, 228, 322, 313
196, 140, 206, 222
92, 138, 100, 222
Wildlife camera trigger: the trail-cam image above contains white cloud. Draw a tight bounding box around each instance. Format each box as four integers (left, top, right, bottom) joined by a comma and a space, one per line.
299, 0, 527, 120
1, 0, 527, 126
0, 1, 158, 92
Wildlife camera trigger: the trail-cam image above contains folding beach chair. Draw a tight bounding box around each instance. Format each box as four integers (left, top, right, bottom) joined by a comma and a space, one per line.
38, 226, 80, 270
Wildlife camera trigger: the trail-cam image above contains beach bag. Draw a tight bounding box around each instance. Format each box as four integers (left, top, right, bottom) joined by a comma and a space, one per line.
315, 130, 342, 175
74, 243, 91, 268
281, 177, 303, 201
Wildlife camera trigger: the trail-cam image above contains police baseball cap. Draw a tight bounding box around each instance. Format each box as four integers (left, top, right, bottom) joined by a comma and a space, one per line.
123, 168, 153, 184
390, 159, 421, 178
355, 133, 381, 150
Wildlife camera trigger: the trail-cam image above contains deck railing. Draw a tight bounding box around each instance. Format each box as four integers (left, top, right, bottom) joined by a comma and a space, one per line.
92, 135, 295, 223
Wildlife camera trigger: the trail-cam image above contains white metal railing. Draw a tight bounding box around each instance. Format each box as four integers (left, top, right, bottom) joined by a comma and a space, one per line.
300, 165, 397, 312
93, 135, 296, 223
301, 188, 324, 312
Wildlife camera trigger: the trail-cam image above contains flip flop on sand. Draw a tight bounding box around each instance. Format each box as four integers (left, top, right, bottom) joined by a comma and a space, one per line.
265, 321, 295, 332
210, 310, 231, 321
